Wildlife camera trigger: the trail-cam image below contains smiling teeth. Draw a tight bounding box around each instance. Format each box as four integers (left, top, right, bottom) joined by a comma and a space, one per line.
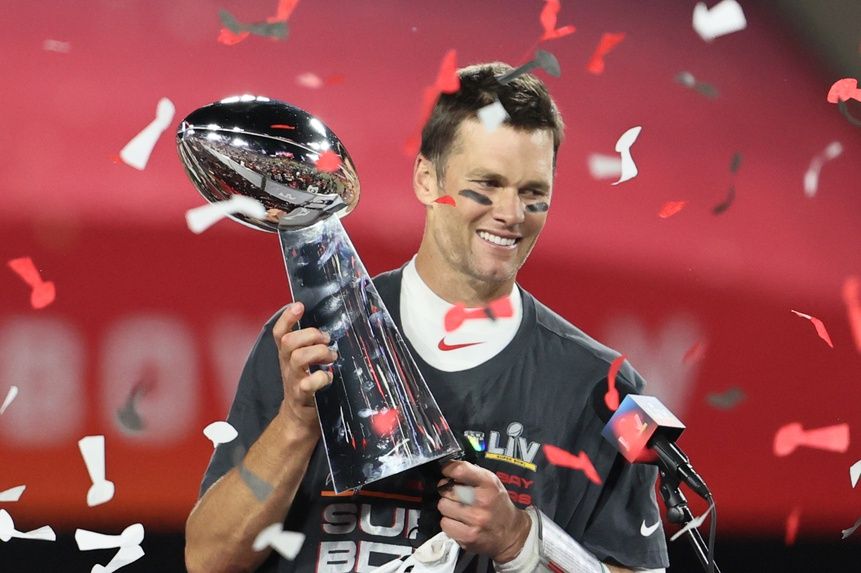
478, 231, 517, 246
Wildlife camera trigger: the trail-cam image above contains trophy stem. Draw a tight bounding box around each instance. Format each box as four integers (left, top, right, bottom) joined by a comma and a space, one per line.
278, 217, 461, 492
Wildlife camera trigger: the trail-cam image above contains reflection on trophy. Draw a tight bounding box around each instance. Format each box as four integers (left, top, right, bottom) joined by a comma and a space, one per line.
176, 95, 462, 492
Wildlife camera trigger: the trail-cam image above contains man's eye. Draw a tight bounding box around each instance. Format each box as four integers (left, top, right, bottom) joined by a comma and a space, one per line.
473, 179, 499, 188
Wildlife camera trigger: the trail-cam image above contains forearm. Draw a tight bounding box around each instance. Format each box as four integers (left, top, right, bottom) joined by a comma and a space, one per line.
185, 412, 319, 573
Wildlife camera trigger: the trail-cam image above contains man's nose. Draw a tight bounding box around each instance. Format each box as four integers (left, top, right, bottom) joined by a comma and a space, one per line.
492, 188, 526, 226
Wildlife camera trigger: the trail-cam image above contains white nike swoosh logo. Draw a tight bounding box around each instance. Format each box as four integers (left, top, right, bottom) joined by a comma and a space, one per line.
640, 519, 660, 536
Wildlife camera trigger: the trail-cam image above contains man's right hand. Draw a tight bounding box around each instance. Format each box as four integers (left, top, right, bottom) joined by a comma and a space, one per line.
272, 302, 338, 433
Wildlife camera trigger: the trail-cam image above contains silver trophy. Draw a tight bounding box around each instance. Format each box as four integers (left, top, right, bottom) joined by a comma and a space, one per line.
177, 95, 462, 492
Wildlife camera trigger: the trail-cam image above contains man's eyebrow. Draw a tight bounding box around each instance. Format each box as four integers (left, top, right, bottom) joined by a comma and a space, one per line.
464, 170, 550, 191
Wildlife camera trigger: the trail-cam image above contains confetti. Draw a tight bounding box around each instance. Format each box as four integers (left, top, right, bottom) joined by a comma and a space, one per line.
838, 100, 861, 127
404, 50, 460, 156
682, 340, 707, 365
78, 435, 115, 507
706, 387, 745, 410
773, 422, 849, 457
670, 502, 714, 541
433, 195, 456, 206
217, 0, 296, 45
586, 33, 625, 75
186, 195, 267, 234
453, 484, 475, 505
826, 78, 861, 104
850, 459, 861, 488
790, 309, 834, 348
611, 126, 642, 185
91, 545, 145, 573
692, 0, 747, 42
497, 50, 561, 85
658, 201, 687, 218
370, 407, 401, 436
75, 523, 144, 550
587, 153, 622, 180
315, 151, 342, 173
803, 142, 843, 198
712, 184, 736, 215
0, 486, 25, 502
0, 510, 56, 542
115, 375, 153, 434
539, 0, 576, 41
252, 523, 305, 560
295, 72, 343, 89
729, 151, 742, 174
844, 276, 861, 353
203, 421, 238, 447
6, 257, 56, 309
477, 100, 509, 132
444, 295, 514, 333
0, 385, 19, 415
119, 97, 175, 170
674, 71, 719, 99
842, 516, 861, 539
42, 39, 70, 53
785, 507, 801, 545
543, 444, 602, 485
605, 355, 625, 411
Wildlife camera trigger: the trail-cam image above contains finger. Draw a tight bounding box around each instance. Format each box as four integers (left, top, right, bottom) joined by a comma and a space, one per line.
272, 302, 304, 340
289, 344, 338, 373
441, 460, 486, 486
437, 496, 474, 524
440, 516, 478, 546
278, 327, 330, 357
297, 369, 333, 395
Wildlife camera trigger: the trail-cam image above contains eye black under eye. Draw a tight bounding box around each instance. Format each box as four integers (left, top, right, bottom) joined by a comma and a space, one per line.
458, 189, 493, 206
525, 202, 549, 213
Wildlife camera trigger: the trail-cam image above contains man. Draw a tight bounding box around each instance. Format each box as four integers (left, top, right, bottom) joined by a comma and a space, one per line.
185, 62, 670, 573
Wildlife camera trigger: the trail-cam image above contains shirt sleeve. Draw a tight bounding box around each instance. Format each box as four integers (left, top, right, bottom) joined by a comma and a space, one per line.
199, 309, 286, 497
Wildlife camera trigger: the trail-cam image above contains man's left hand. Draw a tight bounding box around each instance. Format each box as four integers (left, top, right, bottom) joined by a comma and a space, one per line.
437, 461, 532, 563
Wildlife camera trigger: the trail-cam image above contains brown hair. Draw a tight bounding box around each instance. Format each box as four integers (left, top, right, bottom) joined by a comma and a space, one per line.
419, 61, 565, 179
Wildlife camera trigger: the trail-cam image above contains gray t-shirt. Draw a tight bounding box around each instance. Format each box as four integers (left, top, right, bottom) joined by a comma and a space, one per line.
200, 267, 670, 572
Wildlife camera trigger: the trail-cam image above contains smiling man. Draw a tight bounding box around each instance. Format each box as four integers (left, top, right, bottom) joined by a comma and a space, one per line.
185, 63, 670, 573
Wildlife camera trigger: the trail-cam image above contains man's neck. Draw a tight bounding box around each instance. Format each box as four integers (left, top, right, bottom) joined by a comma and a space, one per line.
414, 247, 516, 306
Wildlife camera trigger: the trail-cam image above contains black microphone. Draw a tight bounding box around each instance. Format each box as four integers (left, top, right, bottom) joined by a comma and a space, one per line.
591, 378, 712, 500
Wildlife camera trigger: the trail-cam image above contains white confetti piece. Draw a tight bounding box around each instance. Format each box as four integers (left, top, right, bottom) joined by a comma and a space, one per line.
0, 485, 26, 502
670, 502, 714, 541
453, 484, 475, 505
92, 545, 145, 573
252, 523, 305, 560
42, 39, 71, 53
611, 126, 642, 186
119, 98, 175, 170
203, 420, 238, 447
842, 516, 861, 540
0, 509, 56, 542
78, 435, 115, 507
851, 460, 861, 488
587, 153, 623, 180
692, 0, 747, 42
296, 72, 324, 89
477, 100, 509, 133
76, 523, 144, 550
803, 141, 843, 198
0, 386, 18, 415
185, 195, 267, 234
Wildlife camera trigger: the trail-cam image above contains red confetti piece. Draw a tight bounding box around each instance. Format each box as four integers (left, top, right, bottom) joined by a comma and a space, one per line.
217, 28, 250, 46
785, 507, 801, 546
790, 309, 834, 348
444, 295, 513, 333
842, 276, 861, 353
270, 124, 295, 130
540, 0, 576, 41
827, 78, 861, 104
269, 0, 299, 22
315, 151, 342, 172
405, 50, 460, 157
7, 257, 56, 309
434, 195, 456, 206
543, 444, 601, 484
586, 32, 625, 75
773, 422, 849, 457
605, 355, 625, 411
371, 407, 400, 436
682, 340, 707, 365
658, 200, 688, 219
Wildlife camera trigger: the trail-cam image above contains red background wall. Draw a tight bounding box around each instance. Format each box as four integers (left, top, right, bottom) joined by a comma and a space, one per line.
1, 0, 860, 548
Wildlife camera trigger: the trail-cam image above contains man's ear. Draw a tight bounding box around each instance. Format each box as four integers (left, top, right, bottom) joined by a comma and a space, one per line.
413, 154, 438, 206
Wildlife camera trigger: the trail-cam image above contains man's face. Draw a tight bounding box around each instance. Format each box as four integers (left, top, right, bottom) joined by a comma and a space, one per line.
423, 119, 555, 287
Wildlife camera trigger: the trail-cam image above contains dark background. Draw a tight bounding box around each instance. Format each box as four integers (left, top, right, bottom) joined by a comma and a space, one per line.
1, 0, 860, 571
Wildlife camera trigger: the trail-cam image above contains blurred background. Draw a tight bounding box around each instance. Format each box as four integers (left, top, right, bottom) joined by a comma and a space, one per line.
1, 0, 860, 570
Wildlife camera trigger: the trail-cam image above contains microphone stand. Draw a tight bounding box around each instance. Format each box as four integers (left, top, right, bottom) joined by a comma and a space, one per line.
658, 469, 721, 573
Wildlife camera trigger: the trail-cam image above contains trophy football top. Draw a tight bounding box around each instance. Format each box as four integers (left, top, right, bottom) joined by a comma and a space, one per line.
177, 95, 360, 232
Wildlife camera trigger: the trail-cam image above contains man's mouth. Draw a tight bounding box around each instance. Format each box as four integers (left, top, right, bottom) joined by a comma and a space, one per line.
476, 230, 520, 248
